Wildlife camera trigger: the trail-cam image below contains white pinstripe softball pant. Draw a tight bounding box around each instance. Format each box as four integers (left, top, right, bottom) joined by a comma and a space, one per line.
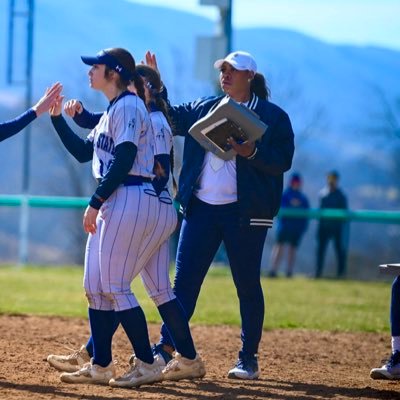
83, 183, 177, 311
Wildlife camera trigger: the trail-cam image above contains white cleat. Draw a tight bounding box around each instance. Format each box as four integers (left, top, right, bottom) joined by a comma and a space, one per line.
109, 355, 165, 388
162, 352, 206, 381
47, 345, 90, 372
60, 359, 115, 384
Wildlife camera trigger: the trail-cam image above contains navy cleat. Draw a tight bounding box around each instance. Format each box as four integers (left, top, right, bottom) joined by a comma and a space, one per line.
370, 350, 400, 380
152, 343, 173, 364
228, 351, 259, 380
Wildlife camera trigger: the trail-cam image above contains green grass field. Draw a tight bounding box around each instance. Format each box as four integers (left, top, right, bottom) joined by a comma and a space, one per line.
0, 265, 392, 333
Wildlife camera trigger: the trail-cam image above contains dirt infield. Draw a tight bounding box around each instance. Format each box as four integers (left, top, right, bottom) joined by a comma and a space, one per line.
1, 315, 400, 400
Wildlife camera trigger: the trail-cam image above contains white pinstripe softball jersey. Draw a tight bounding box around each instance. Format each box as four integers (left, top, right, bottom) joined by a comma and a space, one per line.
87, 93, 154, 180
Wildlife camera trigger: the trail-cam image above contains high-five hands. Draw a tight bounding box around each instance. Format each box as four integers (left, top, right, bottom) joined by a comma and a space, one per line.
32, 82, 63, 116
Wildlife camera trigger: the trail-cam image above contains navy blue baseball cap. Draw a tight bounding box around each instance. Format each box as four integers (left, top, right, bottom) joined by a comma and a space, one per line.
81, 49, 134, 81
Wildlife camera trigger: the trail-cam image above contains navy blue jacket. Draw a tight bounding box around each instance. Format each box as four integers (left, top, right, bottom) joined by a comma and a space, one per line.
278, 187, 309, 235
0, 109, 36, 142
167, 94, 295, 225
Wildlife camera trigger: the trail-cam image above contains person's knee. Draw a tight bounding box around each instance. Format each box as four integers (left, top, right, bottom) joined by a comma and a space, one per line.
150, 289, 176, 307
85, 291, 114, 310
237, 281, 263, 300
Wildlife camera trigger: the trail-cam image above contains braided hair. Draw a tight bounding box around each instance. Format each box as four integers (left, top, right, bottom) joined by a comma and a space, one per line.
136, 65, 177, 194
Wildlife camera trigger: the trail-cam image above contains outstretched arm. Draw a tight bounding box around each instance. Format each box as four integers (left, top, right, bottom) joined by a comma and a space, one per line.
49, 95, 93, 163
64, 99, 102, 129
0, 82, 62, 142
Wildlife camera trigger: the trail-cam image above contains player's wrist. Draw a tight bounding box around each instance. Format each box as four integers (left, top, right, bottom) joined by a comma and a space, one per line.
89, 193, 105, 210
246, 146, 258, 160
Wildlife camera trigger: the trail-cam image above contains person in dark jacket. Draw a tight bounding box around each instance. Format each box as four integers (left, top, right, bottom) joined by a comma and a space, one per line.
315, 170, 348, 278
268, 172, 309, 278
146, 50, 294, 380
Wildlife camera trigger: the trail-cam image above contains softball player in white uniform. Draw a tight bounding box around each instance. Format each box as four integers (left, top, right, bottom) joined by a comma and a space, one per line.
49, 47, 167, 386
48, 59, 205, 387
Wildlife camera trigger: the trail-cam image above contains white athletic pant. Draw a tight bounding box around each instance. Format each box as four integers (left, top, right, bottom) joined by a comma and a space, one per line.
83, 183, 177, 311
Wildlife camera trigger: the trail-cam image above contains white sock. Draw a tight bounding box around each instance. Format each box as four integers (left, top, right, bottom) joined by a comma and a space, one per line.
391, 336, 400, 353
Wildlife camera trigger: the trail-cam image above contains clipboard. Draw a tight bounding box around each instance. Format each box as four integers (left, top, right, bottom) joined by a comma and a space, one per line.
189, 96, 267, 161
379, 263, 400, 275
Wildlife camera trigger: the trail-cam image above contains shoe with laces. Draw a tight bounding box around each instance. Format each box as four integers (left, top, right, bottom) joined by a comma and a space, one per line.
228, 351, 259, 380
370, 351, 400, 380
162, 352, 206, 381
60, 359, 116, 384
109, 355, 165, 388
47, 345, 91, 372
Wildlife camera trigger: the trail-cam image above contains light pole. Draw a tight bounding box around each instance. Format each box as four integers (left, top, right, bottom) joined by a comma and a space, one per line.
7, 0, 34, 264
195, 0, 232, 89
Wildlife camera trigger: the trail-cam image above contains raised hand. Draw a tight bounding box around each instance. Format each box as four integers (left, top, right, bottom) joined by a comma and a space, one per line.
32, 82, 63, 116
143, 51, 159, 73
49, 95, 65, 117
64, 99, 83, 118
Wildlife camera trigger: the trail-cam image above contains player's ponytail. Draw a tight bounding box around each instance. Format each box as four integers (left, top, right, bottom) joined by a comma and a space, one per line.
135, 65, 168, 119
136, 64, 177, 195
130, 71, 146, 104
250, 72, 270, 100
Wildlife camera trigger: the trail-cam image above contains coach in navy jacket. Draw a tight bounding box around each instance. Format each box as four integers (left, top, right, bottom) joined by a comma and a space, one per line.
152, 50, 294, 380
173, 94, 294, 224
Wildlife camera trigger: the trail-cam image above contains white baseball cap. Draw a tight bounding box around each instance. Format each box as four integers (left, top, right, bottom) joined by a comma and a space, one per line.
214, 51, 257, 73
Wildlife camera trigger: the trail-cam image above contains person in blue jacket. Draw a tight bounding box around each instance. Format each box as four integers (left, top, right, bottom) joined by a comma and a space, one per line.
268, 172, 309, 278
146, 50, 295, 380
0, 82, 62, 141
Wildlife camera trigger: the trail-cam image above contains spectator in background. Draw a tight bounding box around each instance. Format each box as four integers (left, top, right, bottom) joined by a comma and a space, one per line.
268, 173, 309, 278
315, 170, 348, 279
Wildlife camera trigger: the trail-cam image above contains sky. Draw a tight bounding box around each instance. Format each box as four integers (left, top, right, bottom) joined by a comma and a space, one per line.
127, 0, 400, 51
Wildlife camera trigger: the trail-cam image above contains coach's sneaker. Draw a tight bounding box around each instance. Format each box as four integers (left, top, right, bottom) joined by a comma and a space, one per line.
162, 352, 206, 381
60, 359, 115, 384
228, 351, 259, 380
370, 351, 400, 380
47, 345, 91, 372
109, 355, 164, 388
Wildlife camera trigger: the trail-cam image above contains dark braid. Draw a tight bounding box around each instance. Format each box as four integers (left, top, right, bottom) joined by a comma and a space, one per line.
250, 72, 270, 100
131, 71, 146, 104
153, 96, 176, 193
136, 65, 177, 194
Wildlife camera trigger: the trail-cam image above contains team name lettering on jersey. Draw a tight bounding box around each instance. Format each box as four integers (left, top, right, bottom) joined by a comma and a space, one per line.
96, 133, 115, 155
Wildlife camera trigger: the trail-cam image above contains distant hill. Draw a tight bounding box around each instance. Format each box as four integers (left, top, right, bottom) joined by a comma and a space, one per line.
0, 0, 399, 270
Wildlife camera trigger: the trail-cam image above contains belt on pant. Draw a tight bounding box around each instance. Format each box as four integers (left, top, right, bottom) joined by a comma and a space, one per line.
97, 175, 153, 186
